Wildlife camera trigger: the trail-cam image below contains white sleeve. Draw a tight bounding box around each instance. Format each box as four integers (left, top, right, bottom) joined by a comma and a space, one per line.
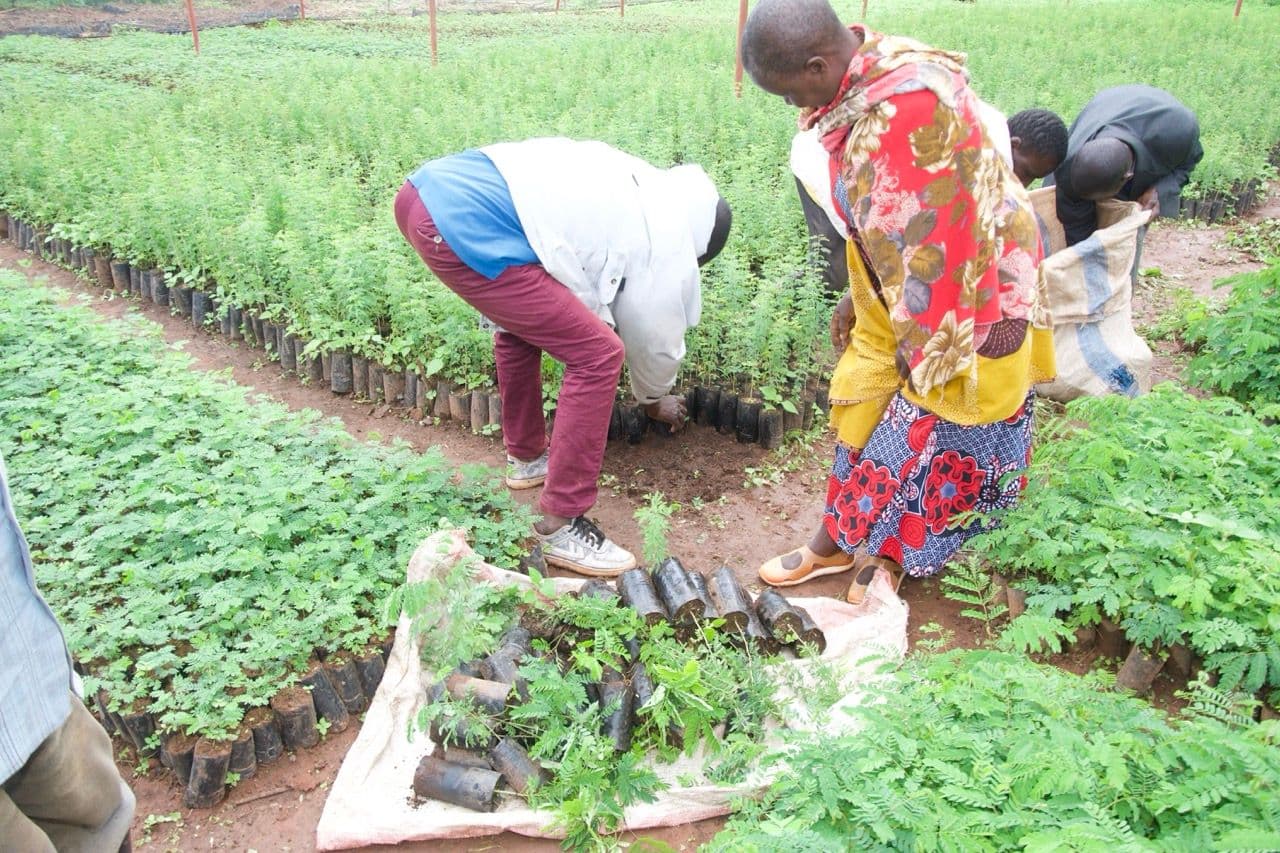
611, 263, 698, 404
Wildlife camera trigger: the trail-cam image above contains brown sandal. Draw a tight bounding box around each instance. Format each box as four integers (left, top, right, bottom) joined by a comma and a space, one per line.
758, 545, 856, 587
845, 554, 905, 605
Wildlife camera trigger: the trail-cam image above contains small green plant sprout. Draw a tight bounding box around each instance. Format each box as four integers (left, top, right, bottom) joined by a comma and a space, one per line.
315, 717, 332, 739
940, 556, 1008, 638
633, 492, 680, 567
758, 385, 798, 415
914, 621, 954, 654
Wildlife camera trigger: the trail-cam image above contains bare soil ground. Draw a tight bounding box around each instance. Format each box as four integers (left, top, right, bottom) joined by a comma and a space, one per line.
1, 187, 1275, 851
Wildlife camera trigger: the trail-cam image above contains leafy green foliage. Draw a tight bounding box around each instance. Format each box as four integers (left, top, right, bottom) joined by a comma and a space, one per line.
1184, 262, 1280, 409
710, 650, 1280, 851
396, 563, 830, 849
1225, 218, 1280, 261
633, 492, 679, 566
969, 385, 1280, 694
939, 556, 1007, 636
4, 1, 1276, 399
0, 273, 532, 738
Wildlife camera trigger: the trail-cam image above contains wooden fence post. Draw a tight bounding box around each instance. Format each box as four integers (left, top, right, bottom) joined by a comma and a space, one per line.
429, 0, 438, 65
734, 0, 748, 97
185, 0, 200, 54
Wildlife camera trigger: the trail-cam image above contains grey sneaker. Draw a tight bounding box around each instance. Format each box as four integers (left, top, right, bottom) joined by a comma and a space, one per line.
505, 450, 548, 490
538, 516, 636, 577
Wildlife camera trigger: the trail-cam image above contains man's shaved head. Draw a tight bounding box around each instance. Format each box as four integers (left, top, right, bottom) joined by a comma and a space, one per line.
742, 0, 847, 78
1071, 137, 1135, 201
741, 0, 858, 110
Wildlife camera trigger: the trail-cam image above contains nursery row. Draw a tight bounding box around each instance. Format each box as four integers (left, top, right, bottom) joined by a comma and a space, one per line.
710, 649, 1280, 850
2, 0, 1278, 410
0, 271, 532, 775
3, 215, 817, 447
971, 384, 1280, 706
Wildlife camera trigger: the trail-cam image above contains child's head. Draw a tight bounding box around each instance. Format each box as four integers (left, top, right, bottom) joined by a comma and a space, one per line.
1007, 108, 1068, 186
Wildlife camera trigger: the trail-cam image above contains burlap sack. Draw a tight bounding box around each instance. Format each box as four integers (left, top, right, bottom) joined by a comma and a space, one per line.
1030, 186, 1154, 402
315, 529, 908, 849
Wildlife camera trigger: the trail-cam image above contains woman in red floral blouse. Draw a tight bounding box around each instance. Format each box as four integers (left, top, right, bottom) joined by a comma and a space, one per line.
742, 0, 1056, 603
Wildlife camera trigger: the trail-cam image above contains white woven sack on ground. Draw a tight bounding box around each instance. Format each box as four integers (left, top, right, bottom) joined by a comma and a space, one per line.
315, 529, 908, 849
1030, 186, 1154, 403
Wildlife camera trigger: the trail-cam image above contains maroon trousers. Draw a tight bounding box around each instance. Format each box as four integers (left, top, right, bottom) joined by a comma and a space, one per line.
394, 181, 623, 519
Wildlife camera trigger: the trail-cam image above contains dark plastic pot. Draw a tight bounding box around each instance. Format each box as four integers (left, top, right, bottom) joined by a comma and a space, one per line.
759, 407, 784, 449
434, 380, 451, 418
93, 255, 114, 289
193, 291, 213, 329
756, 588, 803, 641
161, 732, 197, 786
280, 334, 298, 373
354, 649, 386, 699
686, 570, 717, 621
487, 391, 502, 429
173, 286, 193, 317
652, 557, 704, 623
244, 706, 284, 765
367, 363, 385, 402
792, 605, 827, 653
448, 390, 470, 422
269, 687, 319, 750
402, 369, 418, 410
469, 391, 489, 433
597, 675, 635, 752
150, 269, 169, 306
325, 653, 369, 715
331, 350, 354, 395
736, 398, 762, 444
707, 565, 751, 632
109, 260, 130, 291
622, 405, 648, 445
412, 755, 501, 812
229, 726, 257, 780
185, 738, 231, 808
352, 356, 368, 399
617, 568, 668, 625
716, 391, 738, 435
301, 665, 350, 733
1115, 645, 1166, 694
607, 403, 624, 441
382, 367, 405, 405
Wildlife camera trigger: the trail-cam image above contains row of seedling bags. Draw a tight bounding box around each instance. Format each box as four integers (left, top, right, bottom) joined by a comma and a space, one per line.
85, 640, 390, 809
412, 558, 825, 812
1, 213, 822, 448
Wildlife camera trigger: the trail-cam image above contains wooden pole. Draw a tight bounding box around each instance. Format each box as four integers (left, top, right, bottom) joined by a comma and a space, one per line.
429, 0, 438, 65
861, 0, 868, 19
299, 0, 306, 20
734, 0, 747, 97
620, 0, 624, 17
185, 0, 200, 54
1234, 0, 1244, 18
554, 0, 560, 10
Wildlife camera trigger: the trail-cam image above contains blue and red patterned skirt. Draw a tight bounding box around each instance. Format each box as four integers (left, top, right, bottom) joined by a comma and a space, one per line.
823, 392, 1035, 578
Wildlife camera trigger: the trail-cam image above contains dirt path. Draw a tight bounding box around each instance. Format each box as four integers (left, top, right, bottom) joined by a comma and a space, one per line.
1, 190, 1274, 849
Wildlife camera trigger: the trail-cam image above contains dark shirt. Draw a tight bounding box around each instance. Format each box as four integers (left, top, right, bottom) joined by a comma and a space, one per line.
1046, 85, 1203, 246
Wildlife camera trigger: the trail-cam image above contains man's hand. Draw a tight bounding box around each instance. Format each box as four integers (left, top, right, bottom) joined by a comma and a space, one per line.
645, 395, 687, 431
831, 291, 854, 351
1136, 186, 1160, 215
